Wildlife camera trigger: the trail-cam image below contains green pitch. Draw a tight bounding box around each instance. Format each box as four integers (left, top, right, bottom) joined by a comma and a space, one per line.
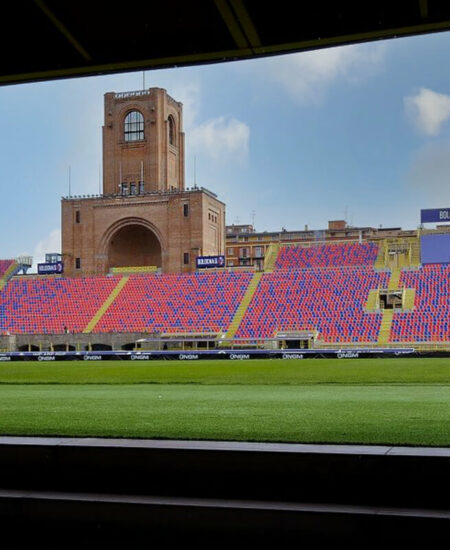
0, 358, 448, 446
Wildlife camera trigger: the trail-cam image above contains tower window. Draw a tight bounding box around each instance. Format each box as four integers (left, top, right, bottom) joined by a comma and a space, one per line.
183, 204, 189, 217
168, 115, 176, 146
139, 181, 145, 194
124, 110, 144, 142
75, 210, 80, 223
183, 252, 190, 265
130, 182, 136, 195
121, 183, 128, 196
75, 258, 81, 269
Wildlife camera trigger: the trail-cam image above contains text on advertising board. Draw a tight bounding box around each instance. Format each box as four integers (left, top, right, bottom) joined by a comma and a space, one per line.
37, 261, 64, 275
420, 208, 450, 223
196, 255, 225, 268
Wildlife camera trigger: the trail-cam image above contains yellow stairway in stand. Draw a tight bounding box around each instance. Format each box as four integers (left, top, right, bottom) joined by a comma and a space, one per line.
365, 289, 379, 312
226, 272, 263, 339
374, 240, 387, 269
409, 242, 421, 268
0, 261, 18, 292
264, 244, 279, 272
403, 288, 416, 311
83, 276, 129, 333
388, 267, 401, 290
378, 309, 394, 344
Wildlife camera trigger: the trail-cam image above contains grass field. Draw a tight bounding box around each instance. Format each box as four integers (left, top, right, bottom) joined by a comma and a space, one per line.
0, 358, 448, 446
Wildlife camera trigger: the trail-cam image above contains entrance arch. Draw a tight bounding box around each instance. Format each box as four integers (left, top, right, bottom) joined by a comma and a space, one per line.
107, 223, 162, 270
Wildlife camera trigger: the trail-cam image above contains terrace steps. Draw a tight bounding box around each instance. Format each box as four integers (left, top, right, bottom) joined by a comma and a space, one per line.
410, 242, 421, 267
365, 289, 379, 312
374, 240, 387, 269
0, 261, 18, 292
403, 288, 416, 311
226, 272, 263, 339
83, 276, 129, 333
378, 309, 394, 344
264, 243, 279, 272
388, 267, 401, 290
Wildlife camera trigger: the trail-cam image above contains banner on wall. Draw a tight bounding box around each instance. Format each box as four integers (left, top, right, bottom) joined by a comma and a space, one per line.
420, 208, 450, 223
196, 255, 225, 269
37, 261, 64, 275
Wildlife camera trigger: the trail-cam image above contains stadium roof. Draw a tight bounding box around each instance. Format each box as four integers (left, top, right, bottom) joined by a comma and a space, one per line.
3, 0, 450, 86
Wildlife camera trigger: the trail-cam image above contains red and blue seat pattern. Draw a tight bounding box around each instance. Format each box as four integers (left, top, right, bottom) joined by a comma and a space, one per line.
235, 268, 389, 342
0, 275, 120, 334
94, 272, 253, 334
275, 242, 379, 270
390, 264, 450, 342
0, 260, 15, 278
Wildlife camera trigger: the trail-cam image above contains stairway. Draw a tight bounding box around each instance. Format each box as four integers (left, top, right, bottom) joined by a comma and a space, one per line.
388, 267, 401, 290
83, 276, 129, 333
365, 289, 379, 312
410, 242, 421, 267
374, 240, 387, 269
378, 309, 394, 344
403, 288, 416, 311
0, 261, 19, 292
264, 244, 279, 272
226, 272, 262, 339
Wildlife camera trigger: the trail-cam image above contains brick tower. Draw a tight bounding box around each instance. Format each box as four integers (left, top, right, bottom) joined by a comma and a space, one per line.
62, 88, 225, 276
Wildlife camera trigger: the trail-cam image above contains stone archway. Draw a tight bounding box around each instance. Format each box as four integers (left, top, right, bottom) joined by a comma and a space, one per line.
107, 223, 162, 270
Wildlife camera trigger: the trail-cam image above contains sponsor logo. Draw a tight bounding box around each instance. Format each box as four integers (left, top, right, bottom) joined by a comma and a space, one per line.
83, 355, 102, 361
37, 261, 64, 275
179, 354, 199, 360
38, 355, 55, 361
131, 354, 151, 360
229, 354, 250, 360
337, 352, 359, 359
282, 353, 304, 359
439, 210, 450, 220
0, 356, 11, 362
196, 255, 225, 269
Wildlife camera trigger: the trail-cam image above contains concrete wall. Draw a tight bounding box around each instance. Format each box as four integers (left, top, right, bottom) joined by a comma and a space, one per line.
0, 332, 153, 352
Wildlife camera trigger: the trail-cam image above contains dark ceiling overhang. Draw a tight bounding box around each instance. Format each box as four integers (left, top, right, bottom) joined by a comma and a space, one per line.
2, 0, 450, 85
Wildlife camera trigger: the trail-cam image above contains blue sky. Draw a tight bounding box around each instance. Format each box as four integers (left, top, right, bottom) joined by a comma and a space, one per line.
1, 30, 450, 267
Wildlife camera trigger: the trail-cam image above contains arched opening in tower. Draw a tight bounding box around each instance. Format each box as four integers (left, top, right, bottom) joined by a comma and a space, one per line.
108, 224, 162, 269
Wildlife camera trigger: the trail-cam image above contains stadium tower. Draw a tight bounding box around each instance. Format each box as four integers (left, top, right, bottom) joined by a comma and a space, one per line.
62, 88, 225, 276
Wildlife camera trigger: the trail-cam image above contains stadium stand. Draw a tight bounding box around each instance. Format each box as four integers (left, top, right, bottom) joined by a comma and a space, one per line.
94, 271, 253, 334
0, 241, 448, 345
275, 242, 379, 270
390, 264, 450, 342
0, 260, 16, 278
235, 267, 389, 342
0, 275, 120, 334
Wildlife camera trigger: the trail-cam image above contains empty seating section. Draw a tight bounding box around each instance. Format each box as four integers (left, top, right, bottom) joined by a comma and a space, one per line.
275, 242, 379, 270
236, 268, 389, 342
0, 250, 447, 344
0, 276, 120, 334
0, 260, 15, 278
390, 264, 450, 342
94, 272, 253, 334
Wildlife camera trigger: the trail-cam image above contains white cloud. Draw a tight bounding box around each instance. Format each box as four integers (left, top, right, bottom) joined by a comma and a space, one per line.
167, 82, 201, 131
261, 43, 385, 104
189, 117, 250, 162
31, 229, 61, 272
404, 88, 450, 136
405, 141, 450, 201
